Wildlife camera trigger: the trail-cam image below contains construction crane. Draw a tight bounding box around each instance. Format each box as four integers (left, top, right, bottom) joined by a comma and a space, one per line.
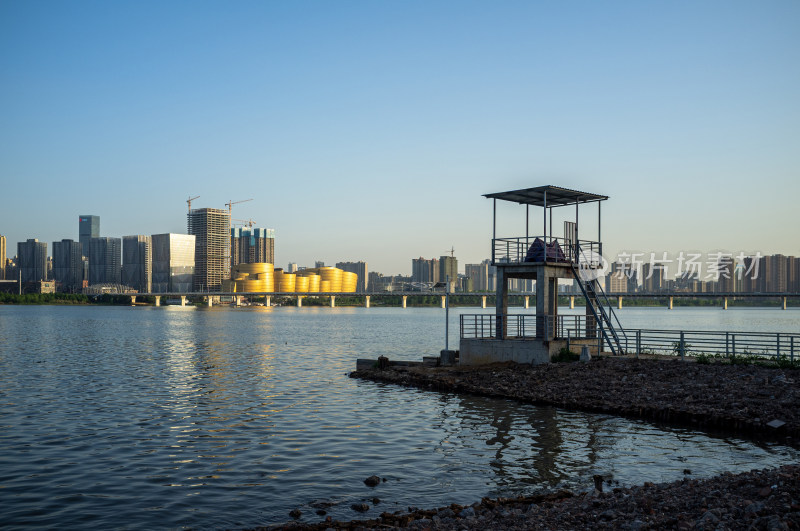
232, 218, 257, 228
225, 198, 253, 218
445, 246, 455, 258
187, 195, 200, 212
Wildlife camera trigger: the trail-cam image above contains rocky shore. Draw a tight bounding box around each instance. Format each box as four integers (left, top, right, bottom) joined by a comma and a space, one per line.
351, 357, 799, 445
258, 464, 800, 530
253, 357, 799, 530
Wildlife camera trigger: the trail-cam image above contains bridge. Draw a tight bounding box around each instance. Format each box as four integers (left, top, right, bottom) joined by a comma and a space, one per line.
124, 290, 799, 309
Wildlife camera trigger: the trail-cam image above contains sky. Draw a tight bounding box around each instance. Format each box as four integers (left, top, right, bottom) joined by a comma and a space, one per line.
1, 1, 798, 275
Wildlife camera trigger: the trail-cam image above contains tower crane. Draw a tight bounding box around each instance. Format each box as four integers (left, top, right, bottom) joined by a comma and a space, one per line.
225, 199, 253, 218
187, 195, 200, 212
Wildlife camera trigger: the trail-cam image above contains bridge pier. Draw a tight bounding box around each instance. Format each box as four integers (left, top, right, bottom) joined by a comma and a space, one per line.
297, 296, 303, 307
783, 296, 787, 310
617, 296, 622, 309
570, 295, 574, 309
180, 295, 186, 307
365, 295, 370, 308
440, 296, 446, 309
264, 295, 271, 307
330, 296, 336, 308
723, 297, 728, 310
235, 296, 242, 307
205, 296, 212, 307
481, 295, 486, 309
668, 296, 673, 310
155, 296, 161, 307
402, 295, 407, 308
130, 295, 136, 305
524, 296, 529, 309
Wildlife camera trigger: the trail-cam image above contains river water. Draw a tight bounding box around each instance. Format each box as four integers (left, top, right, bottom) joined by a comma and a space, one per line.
0, 305, 797, 529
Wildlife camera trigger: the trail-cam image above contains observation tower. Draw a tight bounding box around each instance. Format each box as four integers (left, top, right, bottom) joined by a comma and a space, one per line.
459, 185, 625, 365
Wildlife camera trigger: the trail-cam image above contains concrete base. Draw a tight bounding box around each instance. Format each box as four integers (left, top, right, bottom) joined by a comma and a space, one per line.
459, 338, 601, 366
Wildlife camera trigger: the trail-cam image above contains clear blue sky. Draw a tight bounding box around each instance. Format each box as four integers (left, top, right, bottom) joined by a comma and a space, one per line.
1, 1, 798, 275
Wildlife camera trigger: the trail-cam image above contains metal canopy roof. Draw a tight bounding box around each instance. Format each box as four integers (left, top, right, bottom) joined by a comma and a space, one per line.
484, 185, 608, 207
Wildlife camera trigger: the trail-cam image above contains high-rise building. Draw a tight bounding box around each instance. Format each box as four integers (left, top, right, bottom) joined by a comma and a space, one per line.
336, 261, 368, 292
465, 262, 490, 292
231, 227, 275, 269
439, 255, 458, 290
741, 255, 764, 293
152, 233, 195, 293
717, 256, 736, 292
411, 257, 439, 283
765, 254, 787, 292
78, 215, 100, 258
88, 237, 121, 284
605, 271, 628, 293
788, 256, 799, 293
122, 235, 153, 293
188, 208, 230, 291
52, 239, 83, 292
0, 234, 5, 280
18, 239, 48, 282
642, 263, 664, 292
287, 262, 298, 273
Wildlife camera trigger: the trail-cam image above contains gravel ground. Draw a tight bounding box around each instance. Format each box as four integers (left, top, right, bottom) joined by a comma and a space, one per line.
352, 357, 800, 445
250, 357, 800, 530
257, 464, 800, 530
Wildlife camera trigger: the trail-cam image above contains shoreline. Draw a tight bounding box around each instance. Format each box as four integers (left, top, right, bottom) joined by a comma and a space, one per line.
351, 357, 800, 446
252, 357, 800, 529
258, 464, 799, 530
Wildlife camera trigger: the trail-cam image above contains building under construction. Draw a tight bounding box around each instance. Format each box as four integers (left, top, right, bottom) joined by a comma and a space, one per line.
231, 227, 275, 270
188, 208, 230, 291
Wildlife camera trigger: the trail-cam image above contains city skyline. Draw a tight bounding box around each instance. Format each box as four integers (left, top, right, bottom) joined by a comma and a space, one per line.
1, 2, 798, 273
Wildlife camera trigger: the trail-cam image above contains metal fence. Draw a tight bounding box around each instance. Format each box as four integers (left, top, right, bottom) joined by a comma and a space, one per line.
460, 314, 595, 340
460, 313, 800, 361
619, 328, 800, 361
491, 236, 602, 266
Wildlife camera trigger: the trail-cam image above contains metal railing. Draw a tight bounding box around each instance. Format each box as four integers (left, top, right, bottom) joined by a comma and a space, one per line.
491, 236, 602, 266
460, 314, 596, 340
619, 328, 800, 361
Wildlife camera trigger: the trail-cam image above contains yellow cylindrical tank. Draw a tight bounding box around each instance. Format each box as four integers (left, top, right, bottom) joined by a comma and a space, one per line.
342, 271, 357, 292
319, 280, 331, 292
274, 270, 296, 293
295, 275, 309, 293
318, 267, 343, 292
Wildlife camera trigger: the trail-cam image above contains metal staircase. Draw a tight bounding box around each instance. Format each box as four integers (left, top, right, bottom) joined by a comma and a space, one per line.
570, 244, 627, 355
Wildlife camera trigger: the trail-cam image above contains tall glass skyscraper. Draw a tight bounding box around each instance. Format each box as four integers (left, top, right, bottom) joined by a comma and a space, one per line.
52, 239, 83, 292
79, 215, 100, 258
152, 233, 195, 293
122, 235, 152, 293
18, 239, 48, 282
88, 237, 121, 285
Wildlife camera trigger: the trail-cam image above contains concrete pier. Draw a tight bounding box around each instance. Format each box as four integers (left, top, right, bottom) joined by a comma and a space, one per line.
297, 296, 303, 307
570, 296, 575, 309
130, 296, 136, 305
180, 296, 186, 307
330, 296, 336, 308
402, 295, 407, 308
668, 296, 673, 310
205, 297, 212, 307
481, 296, 487, 309
723, 297, 728, 310
783, 297, 788, 310
264, 295, 271, 307
617, 296, 622, 309
155, 296, 161, 307
524, 296, 530, 309
365, 295, 370, 308
440, 296, 446, 309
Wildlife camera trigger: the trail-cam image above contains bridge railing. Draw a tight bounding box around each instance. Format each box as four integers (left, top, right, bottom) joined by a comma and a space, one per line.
492, 236, 602, 266
619, 328, 800, 360
460, 314, 597, 340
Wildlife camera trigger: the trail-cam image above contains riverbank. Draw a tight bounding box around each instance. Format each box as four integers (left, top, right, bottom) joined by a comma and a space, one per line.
351, 356, 800, 445
255, 357, 800, 529
258, 464, 799, 530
